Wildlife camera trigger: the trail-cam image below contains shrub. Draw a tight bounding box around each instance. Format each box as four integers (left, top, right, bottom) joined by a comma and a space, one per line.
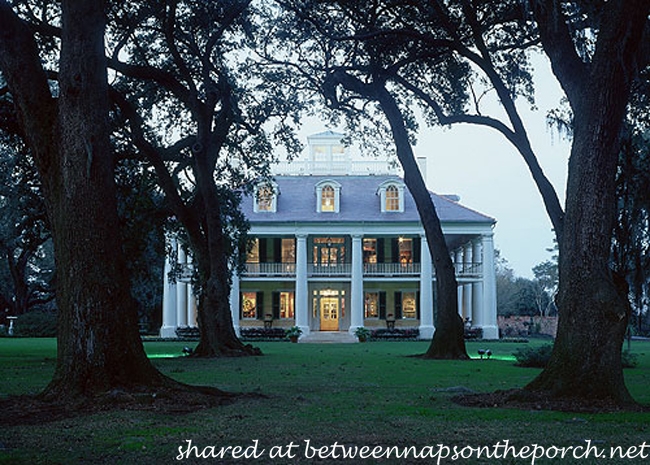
370, 328, 419, 341
240, 327, 286, 341
513, 344, 553, 367
13, 311, 58, 337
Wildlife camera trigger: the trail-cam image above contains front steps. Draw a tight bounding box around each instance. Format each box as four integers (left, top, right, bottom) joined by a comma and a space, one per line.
299, 331, 358, 343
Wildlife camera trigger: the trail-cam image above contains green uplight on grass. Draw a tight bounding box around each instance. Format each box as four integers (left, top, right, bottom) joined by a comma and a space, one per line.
469, 353, 517, 362
147, 353, 182, 359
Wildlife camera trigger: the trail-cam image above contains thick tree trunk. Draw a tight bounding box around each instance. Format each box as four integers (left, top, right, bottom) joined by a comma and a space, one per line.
525, 0, 648, 405
191, 143, 260, 357
375, 85, 468, 360
1, 0, 208, 401
43, 0, 171, 399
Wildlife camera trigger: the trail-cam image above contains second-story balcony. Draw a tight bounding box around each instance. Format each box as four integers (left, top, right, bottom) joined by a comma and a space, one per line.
243, 262, 483, 279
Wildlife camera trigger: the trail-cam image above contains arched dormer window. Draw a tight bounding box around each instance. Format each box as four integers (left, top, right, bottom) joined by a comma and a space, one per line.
315, 180, 341, 213
254, 182, 278, 213
378, 180, 405, 213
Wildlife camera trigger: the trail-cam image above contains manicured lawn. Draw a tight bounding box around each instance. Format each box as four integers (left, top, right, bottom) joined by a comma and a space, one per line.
1, 338, 650, 464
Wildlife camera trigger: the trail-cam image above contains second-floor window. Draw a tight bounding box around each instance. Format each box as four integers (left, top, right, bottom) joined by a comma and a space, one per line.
321, 185, 335, 212
385, 185, 400, 211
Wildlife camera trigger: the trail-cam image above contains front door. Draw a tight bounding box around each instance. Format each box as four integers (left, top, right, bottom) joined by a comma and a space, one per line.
320, 297, 339, 331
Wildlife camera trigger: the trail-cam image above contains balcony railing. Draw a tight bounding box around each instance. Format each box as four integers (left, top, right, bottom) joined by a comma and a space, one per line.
242, 262, 483, 278
244, 263, 296, 277
309, 264, 352, 276
364, 263, 420, 276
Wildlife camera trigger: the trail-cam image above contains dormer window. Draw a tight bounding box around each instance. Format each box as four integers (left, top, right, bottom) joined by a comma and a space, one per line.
378, 180, 405, 212
321, 185, 335, 211
254, 182, 278, 213
316, 180, 341, 213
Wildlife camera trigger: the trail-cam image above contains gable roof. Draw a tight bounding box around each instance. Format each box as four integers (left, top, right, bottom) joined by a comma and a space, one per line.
241, 175, 495, 225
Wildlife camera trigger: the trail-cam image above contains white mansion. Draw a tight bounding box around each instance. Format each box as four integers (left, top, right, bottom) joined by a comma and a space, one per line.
160, 131, 498, 340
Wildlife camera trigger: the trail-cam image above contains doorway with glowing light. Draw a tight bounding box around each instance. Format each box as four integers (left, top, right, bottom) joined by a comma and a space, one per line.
312, 287, 347, 331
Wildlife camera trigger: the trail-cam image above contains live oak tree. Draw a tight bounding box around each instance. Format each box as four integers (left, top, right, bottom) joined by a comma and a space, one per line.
275, 1, 471, 359
279, 0, 650, 404
0, 0, 226, 401
107, 1, 302, 356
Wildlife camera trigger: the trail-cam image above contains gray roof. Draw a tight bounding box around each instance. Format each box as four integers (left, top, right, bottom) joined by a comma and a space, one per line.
241, 175, 495, 224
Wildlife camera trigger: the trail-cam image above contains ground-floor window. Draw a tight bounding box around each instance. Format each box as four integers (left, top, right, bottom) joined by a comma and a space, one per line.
402, 291, 417, 319
241, 292, 259, 319
364, 292, 379, 318
275, 291, 295, 319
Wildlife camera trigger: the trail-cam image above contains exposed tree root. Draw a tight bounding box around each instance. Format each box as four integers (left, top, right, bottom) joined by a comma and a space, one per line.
0, 381, 261, 427
452, 388, 646, 413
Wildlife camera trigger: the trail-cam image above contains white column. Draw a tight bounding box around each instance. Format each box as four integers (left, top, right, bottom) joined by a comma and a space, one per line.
418, 234, 435, 339
176, 246, 188, 327
349, 234, 364, 334
471, 239, 483, 329
455, 249, 464, 319
230, 270, 241, 336
188, 292, 197, 327
295, 234, 309, 335
186, 255, 197, 327
481, 233, 498, 339
160, 238, 178, 338
463, 242, 473, 323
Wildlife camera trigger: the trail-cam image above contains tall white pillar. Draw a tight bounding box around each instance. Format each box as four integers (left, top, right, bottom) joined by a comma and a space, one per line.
455, 249, 464, 319
419, 234, 435, 339
471, 239, 484, 329
230, 270, 240, 336
176, 246, 188, 327
295, 234, 309, 335
188, 292, 197, 327
349, 234, 364, 334
481, 233, 498, 339
463, 242, 473, 322
160, 238, 178, 338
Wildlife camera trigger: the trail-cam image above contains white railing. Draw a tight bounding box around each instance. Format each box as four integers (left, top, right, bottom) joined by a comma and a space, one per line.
272, 160, 398, 176
454, 262, 483, 277
309, 264, 352, 276
241, 261, 483, 278
364, 263, 421, 276
244, 263, 296, 276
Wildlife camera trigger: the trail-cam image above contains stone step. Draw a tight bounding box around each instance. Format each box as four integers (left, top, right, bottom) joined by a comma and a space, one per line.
299, 331, 358, 344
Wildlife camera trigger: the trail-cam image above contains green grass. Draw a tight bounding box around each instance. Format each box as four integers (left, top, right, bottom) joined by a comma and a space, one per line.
1, 338, 650, 464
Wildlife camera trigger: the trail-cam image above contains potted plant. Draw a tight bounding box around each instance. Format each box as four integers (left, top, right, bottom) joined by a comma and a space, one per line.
285, 326, 303, 343
354, 326, 371, 342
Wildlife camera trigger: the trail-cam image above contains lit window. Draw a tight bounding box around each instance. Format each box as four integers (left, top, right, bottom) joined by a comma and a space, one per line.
321, 185, 335, 212
385, 185, 399, 211
363, 239, 377, 264
402, 292, 417, 319
399, 238, 413, 265
254, 183, 277, 213
280, 291, 295, 319
241, 292, 258, 319
247, 239, 259, 264
364, 292, 379, 318
378, 180, 405, 213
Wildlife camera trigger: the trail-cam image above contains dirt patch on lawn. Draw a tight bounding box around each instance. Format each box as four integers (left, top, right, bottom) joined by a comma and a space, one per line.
0, 386, 258, 427
452, 388, 648, 413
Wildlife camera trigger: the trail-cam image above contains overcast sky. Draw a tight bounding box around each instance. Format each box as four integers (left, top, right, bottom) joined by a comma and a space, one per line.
292, 53, 570, 278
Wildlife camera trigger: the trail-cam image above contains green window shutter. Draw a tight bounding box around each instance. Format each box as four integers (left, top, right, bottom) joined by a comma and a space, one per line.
256, 291, 265, 319
272, 292, 280, 319
394, 291, 402, 319
273, 238, 282, 263
239, 293, 243, 320
259, 238, 268, 263
416, 291, 421, 320
377, 238, 385, 263
413, 237, 421, 264
391, 238, 399, 263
